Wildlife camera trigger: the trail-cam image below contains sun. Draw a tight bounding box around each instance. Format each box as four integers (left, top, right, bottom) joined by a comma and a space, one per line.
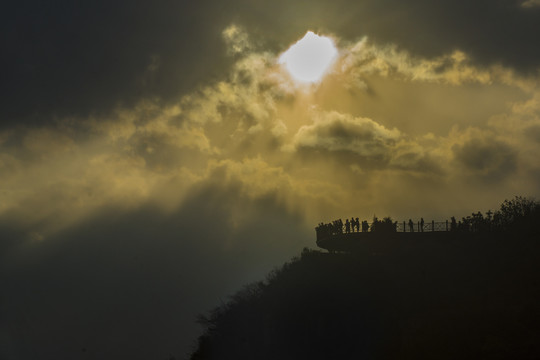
279, 31, 338, 84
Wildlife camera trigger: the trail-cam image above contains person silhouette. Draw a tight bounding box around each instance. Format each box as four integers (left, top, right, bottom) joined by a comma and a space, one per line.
420, 218, 424, 232
355, 217, 360, 232
345, 219, 351, 233
408, 219, 414, 232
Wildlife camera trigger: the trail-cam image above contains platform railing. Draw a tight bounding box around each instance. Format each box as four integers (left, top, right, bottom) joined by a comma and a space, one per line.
317, 220, 452, 237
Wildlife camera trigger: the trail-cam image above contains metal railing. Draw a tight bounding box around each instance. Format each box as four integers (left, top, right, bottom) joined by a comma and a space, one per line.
396, 221, 449, 233
316, 220, 451, 237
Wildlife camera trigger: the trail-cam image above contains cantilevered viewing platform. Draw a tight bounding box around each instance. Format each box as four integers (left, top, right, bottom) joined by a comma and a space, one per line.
315, 218, 490, 253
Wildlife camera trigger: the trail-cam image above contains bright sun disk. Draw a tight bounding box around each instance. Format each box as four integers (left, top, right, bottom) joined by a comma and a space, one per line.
279, 31, 338, 84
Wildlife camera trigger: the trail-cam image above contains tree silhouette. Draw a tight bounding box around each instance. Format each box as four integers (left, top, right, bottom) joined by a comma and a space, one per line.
493, 196, 540, 233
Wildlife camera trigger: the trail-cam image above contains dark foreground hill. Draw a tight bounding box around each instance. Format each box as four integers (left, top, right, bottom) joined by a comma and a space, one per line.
190, 232, 540, 360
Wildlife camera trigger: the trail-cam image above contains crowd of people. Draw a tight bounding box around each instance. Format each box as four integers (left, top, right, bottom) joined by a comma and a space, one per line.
316, 217, 436, 236
316, 214, 510, 237
316, 218, 372, 236
315, 197, 540, 239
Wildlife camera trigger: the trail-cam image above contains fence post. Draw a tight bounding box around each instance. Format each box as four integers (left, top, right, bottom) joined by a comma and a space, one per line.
403, 221, 406, 232
431, 220, 434, 232
446, 220, 448, 232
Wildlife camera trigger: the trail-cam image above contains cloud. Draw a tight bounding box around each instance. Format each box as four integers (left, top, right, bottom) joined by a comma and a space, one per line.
2, 22, 540, 360
524, 124, 540, 143
521, 0, 540, 8
1, 24, 537, 236
1, 25, 537, 236
336, 38, 534, 90
291, 111, 441, 175
222, 25, 252, 55
452, 137, 518, 183
292, 111, 400, 161
4, 0, 540, 130
0, 184, 312, 360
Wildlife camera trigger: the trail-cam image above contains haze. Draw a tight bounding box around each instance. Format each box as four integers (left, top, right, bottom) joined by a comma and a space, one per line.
1, 1, 540, 359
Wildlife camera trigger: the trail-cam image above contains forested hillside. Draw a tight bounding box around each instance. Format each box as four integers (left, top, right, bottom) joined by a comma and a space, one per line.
190, 198, 540, 359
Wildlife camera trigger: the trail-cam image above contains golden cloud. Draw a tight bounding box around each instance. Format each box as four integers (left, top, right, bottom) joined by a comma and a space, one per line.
1, 25, 540, 238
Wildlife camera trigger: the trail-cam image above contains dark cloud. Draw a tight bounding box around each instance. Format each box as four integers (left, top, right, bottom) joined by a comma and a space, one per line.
0, 0, 234, 127
3, 0, 540, 128
452, 138, 518, 182
292, 111, 441, 175
390, 151, 443, 175
524, 124, 540, 143
521, 0, 540, 8
233, 0, 540, 70
0, 182, 311, 360
293, 112, 400, 167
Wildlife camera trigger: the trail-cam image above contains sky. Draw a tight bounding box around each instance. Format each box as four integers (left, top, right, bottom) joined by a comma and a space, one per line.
2, 0, 540, 359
